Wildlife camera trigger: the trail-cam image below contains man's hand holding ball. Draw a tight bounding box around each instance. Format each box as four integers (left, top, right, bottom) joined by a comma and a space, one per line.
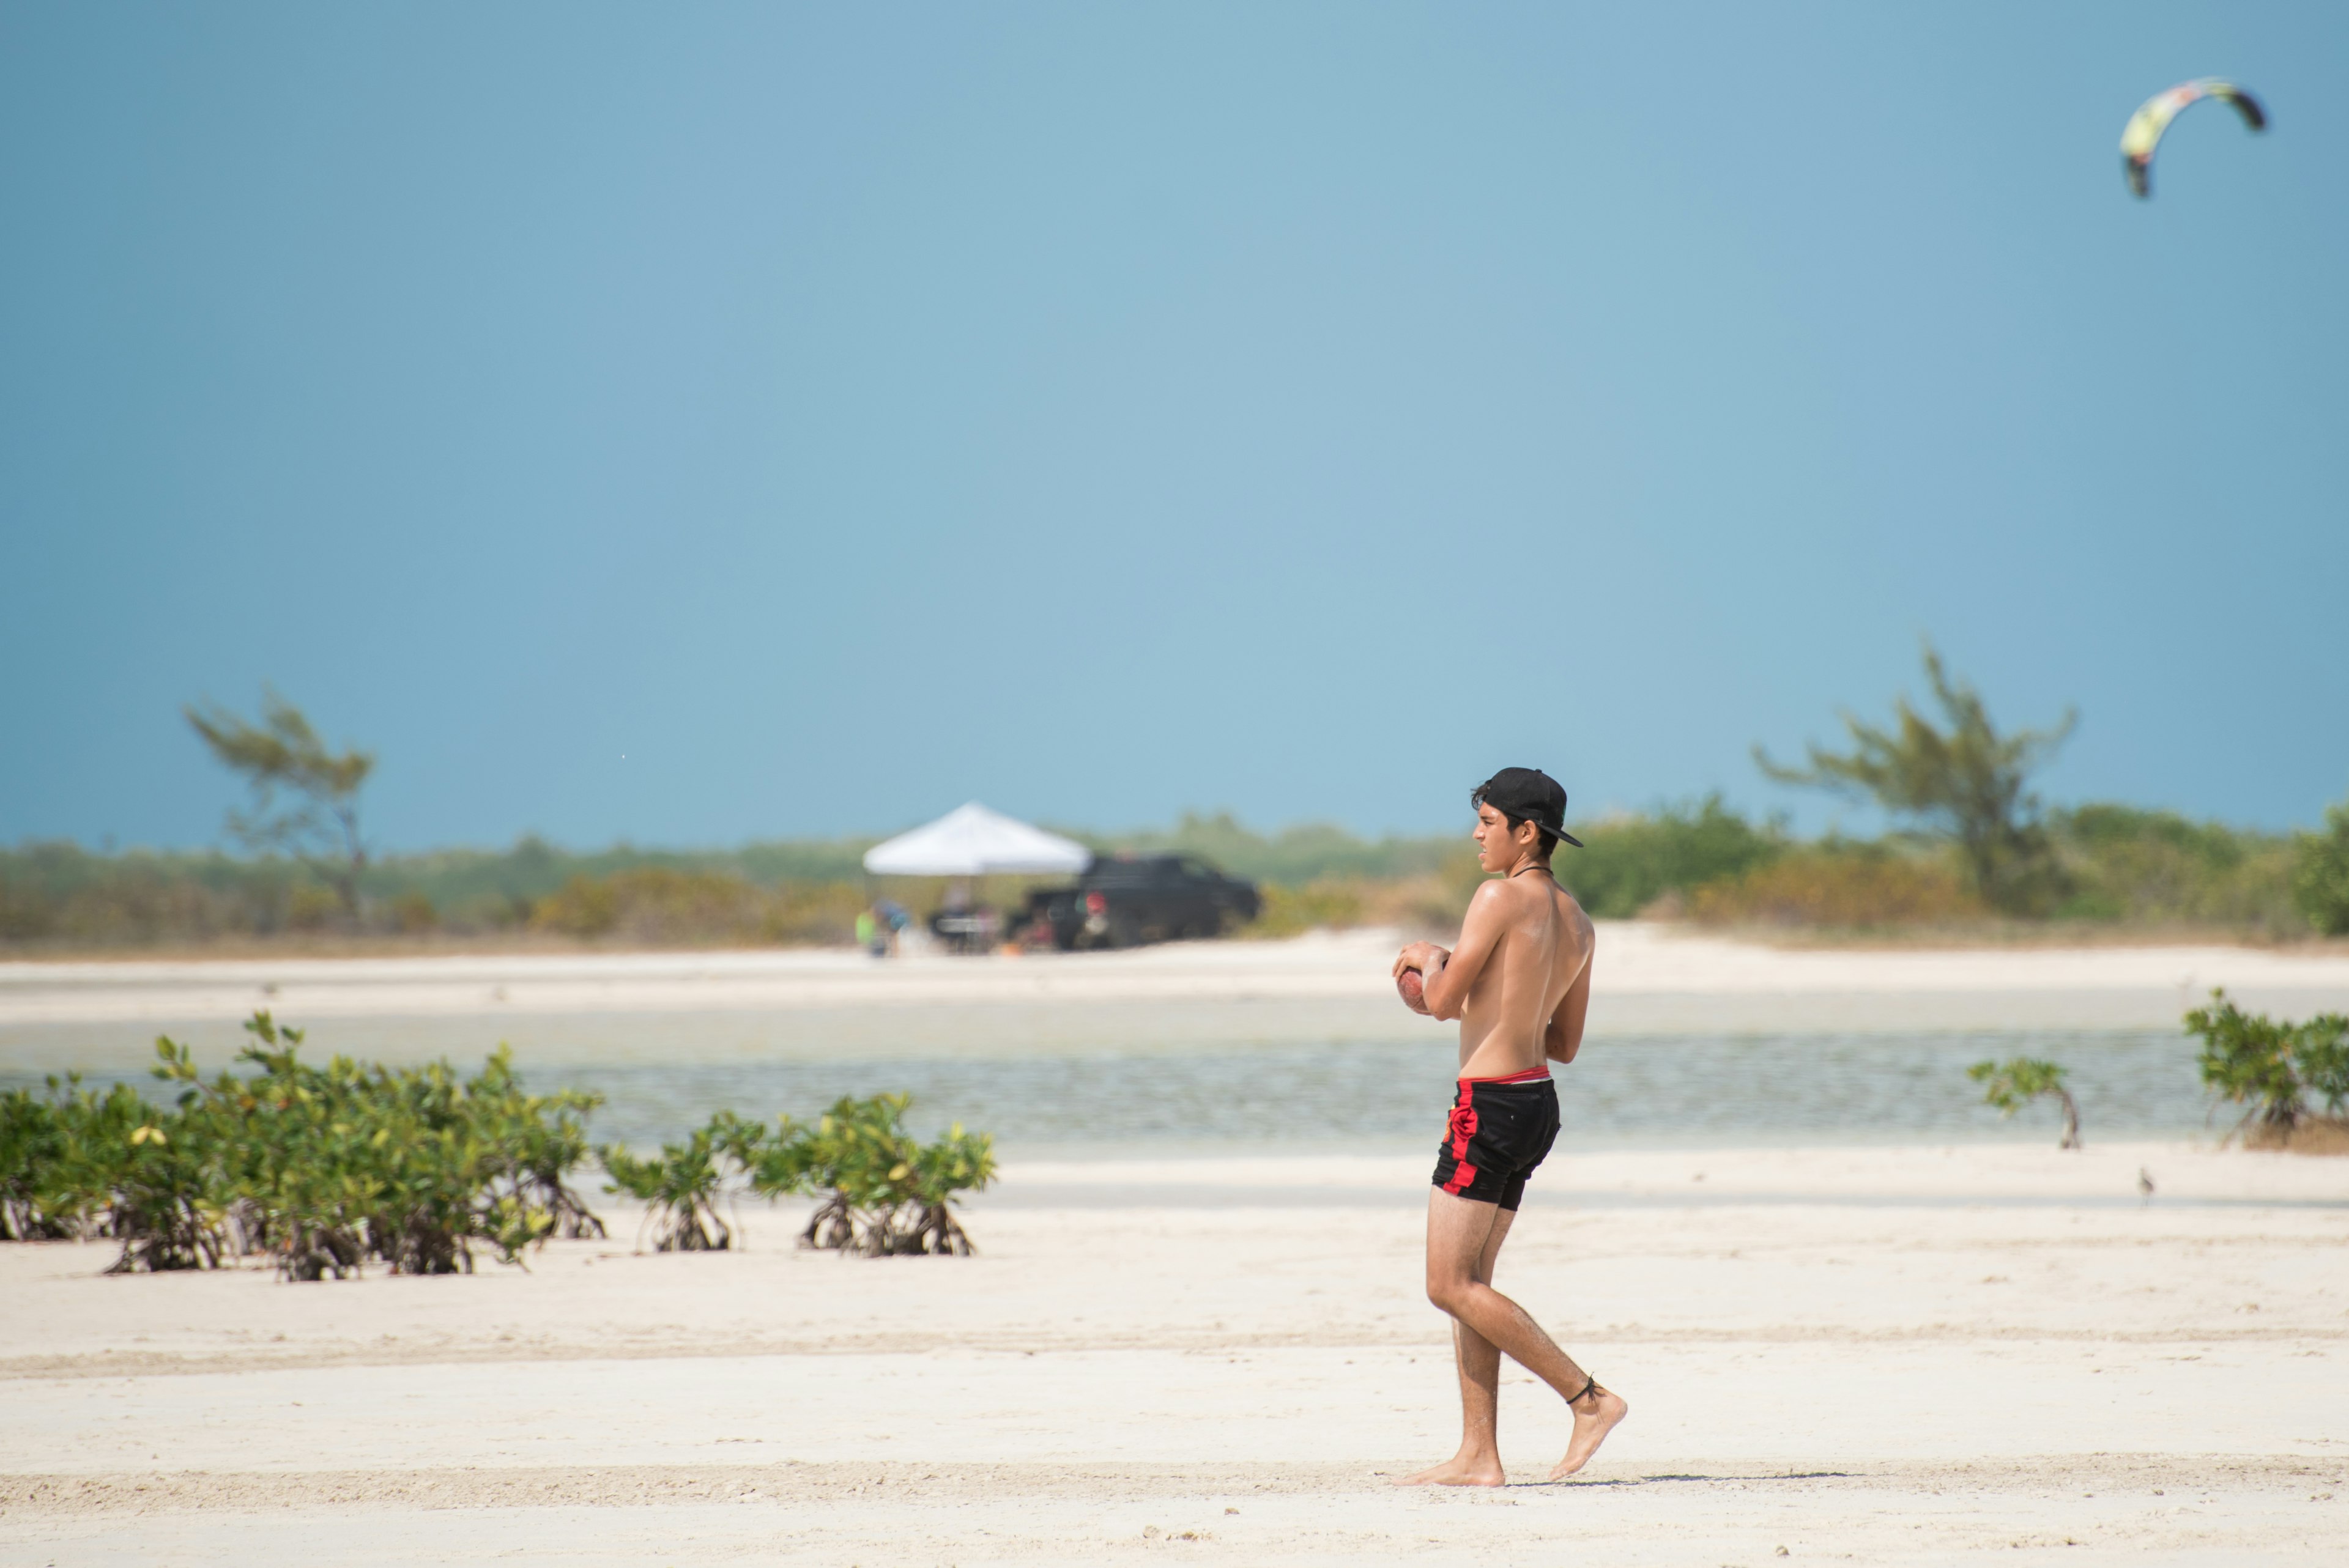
1392, 941, 1449, 1018
1397, 967, 1427, 1012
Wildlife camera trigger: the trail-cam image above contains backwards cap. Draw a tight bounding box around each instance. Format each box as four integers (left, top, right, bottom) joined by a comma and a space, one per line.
1470, 767, 1584, 850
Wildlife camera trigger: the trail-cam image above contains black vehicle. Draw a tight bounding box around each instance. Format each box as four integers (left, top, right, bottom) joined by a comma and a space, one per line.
1014, 854, 1261, 952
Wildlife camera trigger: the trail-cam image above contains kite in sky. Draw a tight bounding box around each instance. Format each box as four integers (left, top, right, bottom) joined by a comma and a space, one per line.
2120, 79, 2266, 198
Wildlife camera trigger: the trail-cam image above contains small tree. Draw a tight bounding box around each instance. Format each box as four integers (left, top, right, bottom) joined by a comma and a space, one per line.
781, 1094, 997, 1257
1756, 643, 2074, 913
1968, 1057, 2082, 1148
0, 1089, 71, 1240
185, 690, 373, 918
596, 1119, 738, 1252
156, 1013, 605, 1279
2294, 793, 2349, 936
2185, 988, 2349, 1142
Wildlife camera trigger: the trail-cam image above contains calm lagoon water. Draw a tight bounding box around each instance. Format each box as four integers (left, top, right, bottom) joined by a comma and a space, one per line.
551, 1030, 2211, 1155
6, 1024, 2213, 1156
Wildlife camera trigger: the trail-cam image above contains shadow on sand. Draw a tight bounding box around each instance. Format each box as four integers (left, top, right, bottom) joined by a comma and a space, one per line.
1545, 1469, 1853, 1488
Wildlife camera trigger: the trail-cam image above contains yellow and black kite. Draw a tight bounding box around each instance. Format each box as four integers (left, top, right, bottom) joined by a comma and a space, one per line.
2120, 80, 2266, 198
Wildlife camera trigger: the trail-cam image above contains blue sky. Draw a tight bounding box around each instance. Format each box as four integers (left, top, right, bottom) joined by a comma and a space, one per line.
2, 3, 2343, 850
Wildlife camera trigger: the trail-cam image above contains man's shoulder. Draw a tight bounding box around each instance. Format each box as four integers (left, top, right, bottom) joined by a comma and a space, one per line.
1467, 874, 1583, 923
1551, 884, 1595, 942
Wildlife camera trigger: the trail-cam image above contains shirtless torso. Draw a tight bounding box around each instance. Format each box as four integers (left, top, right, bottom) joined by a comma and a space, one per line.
1390, 780, 1627, 1487
1419, 862, 1594, 1081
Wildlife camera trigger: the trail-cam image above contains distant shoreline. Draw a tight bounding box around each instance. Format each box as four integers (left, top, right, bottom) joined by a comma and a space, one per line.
5, 917, 2346, 969
7, 926, 2349, 1053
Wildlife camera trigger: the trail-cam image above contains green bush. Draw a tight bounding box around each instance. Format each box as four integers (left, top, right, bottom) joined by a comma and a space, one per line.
529, 867, 866, 946
28, 1075, 228, 1270
2294, 796, 2349, 937
0, 1087, 71, 1240
0, 1073, 229, 1265
2184, 989, 2349, 1141
1077, 812, 1461, 884
2049, 805, 2301, 933
2, 1046, 1000, 1267
0, 843, 308, 946
784, 1094, 998, 1257
1690, 845, 1981, 928
1967, 1057, 2082, 1148
594, 1095, 998, 1257
0, 837, 876, 950
1245, 881, 1370, 939
532, 868, 752, 940
1561, 797, 1782, 919
0, 1013, 605, 1278
92, 1082, 231, 1274
4, 1019, 1000, 1274
9, 795, 2334, 950
176, 1014, 607, 1278
596, 1117, 739, 1252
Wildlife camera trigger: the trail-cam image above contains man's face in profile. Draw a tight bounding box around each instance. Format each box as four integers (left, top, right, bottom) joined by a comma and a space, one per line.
1472, 802, 1535, 873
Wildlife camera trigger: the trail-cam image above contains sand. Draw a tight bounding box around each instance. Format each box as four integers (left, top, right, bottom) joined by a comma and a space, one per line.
8, 931, 2349, 1561
10, 925, 2349, 1072
4, 1140, 2347, 1564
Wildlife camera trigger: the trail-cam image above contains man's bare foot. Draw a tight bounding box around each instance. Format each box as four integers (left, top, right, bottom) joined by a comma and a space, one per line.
1546, 1386, 1628, 1480
1395, 1452, 1505, 1488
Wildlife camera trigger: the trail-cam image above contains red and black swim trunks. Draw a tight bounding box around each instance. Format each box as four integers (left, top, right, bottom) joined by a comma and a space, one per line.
1431, 1067, 1561, 1211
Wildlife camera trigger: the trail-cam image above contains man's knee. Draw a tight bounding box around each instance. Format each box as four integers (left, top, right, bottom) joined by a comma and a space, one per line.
1427, 1274, 1475, 1315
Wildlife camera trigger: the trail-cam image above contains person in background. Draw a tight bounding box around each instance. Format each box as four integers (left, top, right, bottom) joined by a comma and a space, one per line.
856, 906, 884, 958
877, 898, 910, 957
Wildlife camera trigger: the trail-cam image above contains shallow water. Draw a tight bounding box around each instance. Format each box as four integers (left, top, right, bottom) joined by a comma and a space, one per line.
553, 1030, 2210, 1155
6, 1025, 2217, 1156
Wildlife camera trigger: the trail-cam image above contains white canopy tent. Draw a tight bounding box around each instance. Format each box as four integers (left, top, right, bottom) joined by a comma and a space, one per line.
861, 802, 1093, 878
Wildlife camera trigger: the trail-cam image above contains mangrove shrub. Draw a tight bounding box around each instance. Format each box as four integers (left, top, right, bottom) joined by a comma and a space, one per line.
597, 1095, 998, 1257
596, 1117, 742, 1252
1967, 1056, 2082, 1148
781, 1094, 998, 1257
2185, 989, 2349, 1143
0, 1012, 605, 1278
5, 1020, 1000, 1273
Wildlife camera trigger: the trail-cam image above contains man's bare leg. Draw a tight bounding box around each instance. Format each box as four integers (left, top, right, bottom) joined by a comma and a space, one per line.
1399, 1204, 1515, 1485
1406, 1189, 1628, 1484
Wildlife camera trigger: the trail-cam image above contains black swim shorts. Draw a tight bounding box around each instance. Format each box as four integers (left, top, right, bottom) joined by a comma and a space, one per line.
1431, 1069, 1560, 1211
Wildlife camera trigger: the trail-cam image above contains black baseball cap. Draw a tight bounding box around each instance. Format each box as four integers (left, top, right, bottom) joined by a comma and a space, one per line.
1470, 766, 1584, 849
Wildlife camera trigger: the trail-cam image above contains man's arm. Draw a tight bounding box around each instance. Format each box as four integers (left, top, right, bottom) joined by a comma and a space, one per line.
1543, 930, 1594, 1063
1396, 881, 1508, 1024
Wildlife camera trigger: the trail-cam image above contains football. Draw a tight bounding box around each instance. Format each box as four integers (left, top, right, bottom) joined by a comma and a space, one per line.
1397, 967, 1427, 1012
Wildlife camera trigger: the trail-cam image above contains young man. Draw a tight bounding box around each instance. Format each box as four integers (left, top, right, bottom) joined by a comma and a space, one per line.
1391, 766, 1627, 1487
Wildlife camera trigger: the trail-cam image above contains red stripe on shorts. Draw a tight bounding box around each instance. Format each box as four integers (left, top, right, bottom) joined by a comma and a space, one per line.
1460, 1065, 1552, 1085
1442, 1080, 1480, 1194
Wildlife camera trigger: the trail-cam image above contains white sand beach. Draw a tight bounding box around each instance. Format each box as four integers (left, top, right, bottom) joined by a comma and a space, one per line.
9, 926, 2349, 1071
6, 931, 2349, 1562
4, 1141, 2347, 1564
